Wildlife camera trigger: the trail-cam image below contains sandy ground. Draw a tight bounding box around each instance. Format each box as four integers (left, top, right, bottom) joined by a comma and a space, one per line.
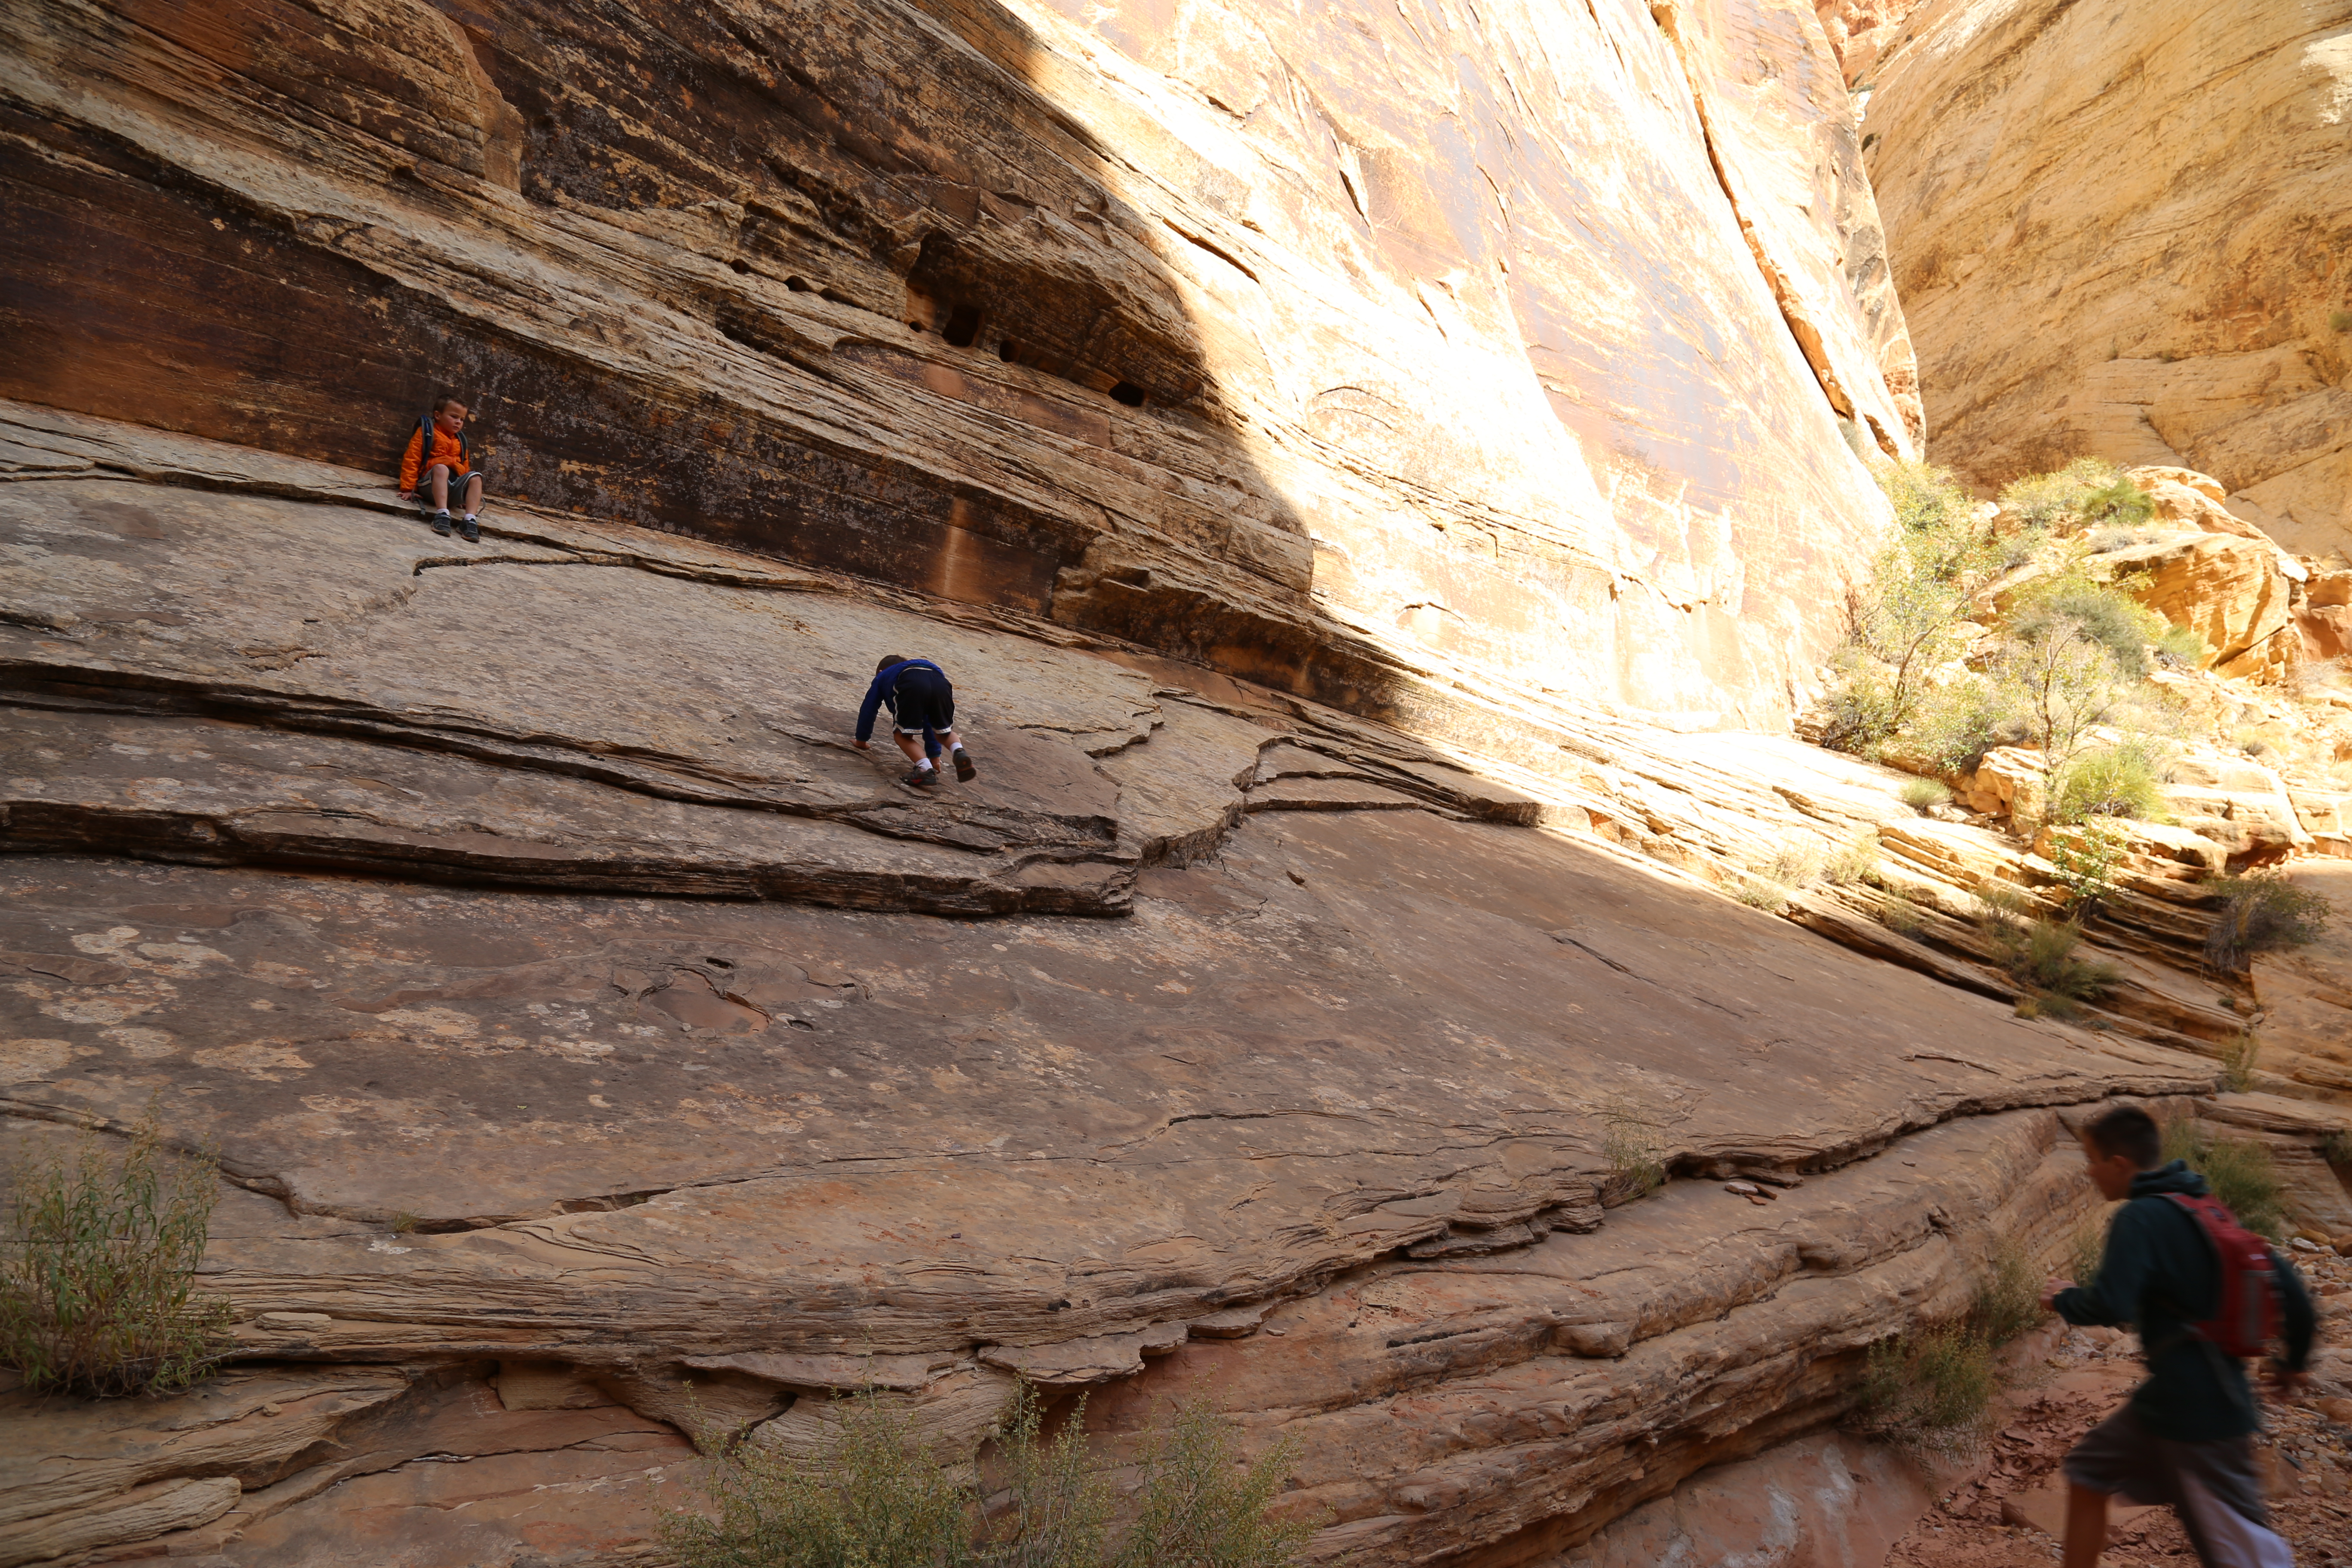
1890, 1245, 2352, 1566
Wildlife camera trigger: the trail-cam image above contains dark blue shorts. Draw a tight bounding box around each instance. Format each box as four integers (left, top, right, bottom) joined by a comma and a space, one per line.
889, 666, 955, 734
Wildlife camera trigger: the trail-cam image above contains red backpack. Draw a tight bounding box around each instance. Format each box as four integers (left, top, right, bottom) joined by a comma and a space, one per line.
2161, 1193, 2283, 1357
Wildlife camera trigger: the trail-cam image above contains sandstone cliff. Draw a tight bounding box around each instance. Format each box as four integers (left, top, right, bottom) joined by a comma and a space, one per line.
2, 0, 1916, 729
5, 0, 2344, 1565
1857, 0, 2352, 563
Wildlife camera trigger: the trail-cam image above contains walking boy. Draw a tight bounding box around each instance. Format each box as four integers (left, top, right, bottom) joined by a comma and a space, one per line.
398, 397, 487, 542
2042, 1103, 2316, 1567
852, 655, 977, 789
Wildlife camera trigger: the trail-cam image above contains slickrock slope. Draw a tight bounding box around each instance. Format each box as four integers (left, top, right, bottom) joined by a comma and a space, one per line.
1, 0, 1915, 729
0, 411, 2272, 1568
1857, 0, 2352, 560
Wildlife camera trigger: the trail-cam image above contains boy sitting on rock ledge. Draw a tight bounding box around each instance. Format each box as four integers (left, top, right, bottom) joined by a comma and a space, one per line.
852, 655, 977, 788
398, 396, 486, 542
2042, 1103, 2316, 1568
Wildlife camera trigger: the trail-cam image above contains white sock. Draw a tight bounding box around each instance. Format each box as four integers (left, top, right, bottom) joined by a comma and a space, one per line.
915, 757, 934, 771
463, 512, 477, 522
951, 742, 965, 753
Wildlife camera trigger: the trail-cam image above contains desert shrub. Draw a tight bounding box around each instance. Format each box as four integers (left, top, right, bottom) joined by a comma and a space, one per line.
2235, 729, 2273, 759
1967, 1240, 2042, 1348
1, 1107, 233, 1398
663, 1385, 1308, 1568
2005, 576, 2162, 680
2203, 872, 2332, 971
1899, 777, 1953, 814
2325, 1129, 2352, 1169
2078, 477, 2156, 530
1600, 1099, 1667, 1199
2155, 622, 2208, 665
2050, 741, 2166, 823
2069, 1221, 2106, 1291
1118, 1398, 1314, 1568
2220, 1031, 2261, 1094
1879, 887, 1931, 935
664, 1390, 973, 1568
1998, 457, 2119, 533
1736, 842, 1821, 910
1982, 906, 2119, 1015
2043, 818, 2130, 918
2162, 1121, 2288, 1242
2088, 526, 2160, 554
1909, 677, 2030, 776
2331, 309, 2352, 333
1855, 1325, 2000, 1458
1822, 463, 2000, 755
1880, 457, 1974, 536
1822, 832, 1881, 886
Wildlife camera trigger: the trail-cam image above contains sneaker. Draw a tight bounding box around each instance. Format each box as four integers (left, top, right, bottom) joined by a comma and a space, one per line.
459, 516, 480, 544
952, 748, 977, 782
429, 510, 453, 536
902, 767, 938, 788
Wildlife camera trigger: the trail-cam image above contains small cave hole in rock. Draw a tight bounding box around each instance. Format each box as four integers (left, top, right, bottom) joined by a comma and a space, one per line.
998, 337, 1022, 364
729, 259, 750, 275
819, 288, 857, 306
942, 304, 982, 348
784, 276, 812, 292
1109, 380, 1147, 407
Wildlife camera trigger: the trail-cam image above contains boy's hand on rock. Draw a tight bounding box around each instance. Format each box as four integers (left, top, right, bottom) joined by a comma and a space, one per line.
2040, 1277, 2074, 1311
850, 739, 869, 750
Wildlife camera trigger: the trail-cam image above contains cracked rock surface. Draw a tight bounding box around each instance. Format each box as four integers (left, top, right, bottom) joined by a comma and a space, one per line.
0, 406, 2255, 1567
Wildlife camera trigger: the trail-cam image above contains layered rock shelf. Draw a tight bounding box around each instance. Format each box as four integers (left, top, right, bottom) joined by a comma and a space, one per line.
5, 407, 2343, 1568
6, 0, 2352, 1561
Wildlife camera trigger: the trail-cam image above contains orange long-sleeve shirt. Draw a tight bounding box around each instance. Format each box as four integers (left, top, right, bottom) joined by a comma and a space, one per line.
399, 424, 472, 492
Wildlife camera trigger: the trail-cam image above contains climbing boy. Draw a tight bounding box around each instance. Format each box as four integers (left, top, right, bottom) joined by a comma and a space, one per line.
852, 655, 977, 789
2041, 1103, 2317, 1568
398, 397, 487, 542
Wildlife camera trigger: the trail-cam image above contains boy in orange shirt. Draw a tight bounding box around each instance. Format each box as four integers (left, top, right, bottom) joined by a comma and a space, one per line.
398, 397, 487, 542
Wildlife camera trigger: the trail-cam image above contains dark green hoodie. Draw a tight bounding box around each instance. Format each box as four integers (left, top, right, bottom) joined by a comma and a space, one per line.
2054, 1159, 2317, 1441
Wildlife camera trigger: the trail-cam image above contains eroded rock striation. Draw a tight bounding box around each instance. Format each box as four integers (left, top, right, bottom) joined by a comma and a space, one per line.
1859, 0, 2352, 560
1, 0, 1916, 729
0, 413, 2311, 1568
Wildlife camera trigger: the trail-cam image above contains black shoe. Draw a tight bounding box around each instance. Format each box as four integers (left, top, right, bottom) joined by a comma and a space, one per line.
903, 767, 938, 788
429, 510, 453, 536
459, 516, 480, 544
953, 748, 977, 782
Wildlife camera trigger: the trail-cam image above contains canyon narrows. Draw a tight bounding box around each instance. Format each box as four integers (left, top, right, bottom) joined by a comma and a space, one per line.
3, 1, 2350, 1566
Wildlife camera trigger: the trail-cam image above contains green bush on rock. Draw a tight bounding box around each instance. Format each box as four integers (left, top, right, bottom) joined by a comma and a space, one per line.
1, 1103, 233, 1398
662, 1384, 1311, 1568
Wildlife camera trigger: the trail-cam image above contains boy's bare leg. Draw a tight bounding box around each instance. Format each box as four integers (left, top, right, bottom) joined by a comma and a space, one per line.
891, 732, 928, 767
2063, 1483, 2108, 1568
427, 466, 450, 511
459, 473, 484, 515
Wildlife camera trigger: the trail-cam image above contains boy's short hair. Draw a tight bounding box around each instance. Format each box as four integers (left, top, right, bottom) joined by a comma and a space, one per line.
875, 654, 904, 673
2083, 1104, 2163, 1169
432, 395, 467, 413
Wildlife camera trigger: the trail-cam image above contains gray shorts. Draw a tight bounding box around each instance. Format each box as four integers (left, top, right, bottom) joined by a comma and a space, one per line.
415, 462, 487, 503
2064, 1407, 2288, 1566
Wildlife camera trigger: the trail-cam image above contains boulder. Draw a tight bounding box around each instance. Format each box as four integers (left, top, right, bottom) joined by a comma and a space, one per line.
2162, 753, 2315, 863
2121, 469, 2272, 543
2087, 533, 2292, 677
1956, 745, 2044, 820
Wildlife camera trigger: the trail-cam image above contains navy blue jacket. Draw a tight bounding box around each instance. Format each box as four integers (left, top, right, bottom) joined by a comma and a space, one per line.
854, 659, 945, 755
2053, 1161, 2315, 1441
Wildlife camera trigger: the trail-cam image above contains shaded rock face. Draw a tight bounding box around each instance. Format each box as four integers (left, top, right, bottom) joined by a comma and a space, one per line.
0, 411, 2245, 1566
1859, 0, 2352, 560
1, 0, 1915, 727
